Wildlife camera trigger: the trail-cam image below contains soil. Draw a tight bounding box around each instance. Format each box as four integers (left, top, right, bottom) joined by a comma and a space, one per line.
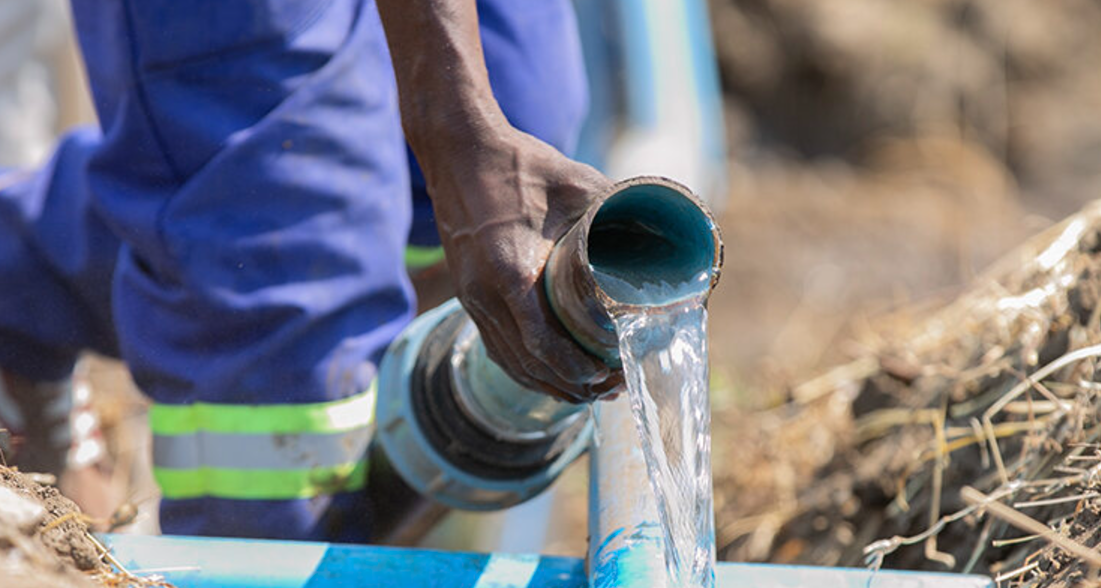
697, 2, 1101, 584
711, 201, 1101, 587
0, 465, 104, 588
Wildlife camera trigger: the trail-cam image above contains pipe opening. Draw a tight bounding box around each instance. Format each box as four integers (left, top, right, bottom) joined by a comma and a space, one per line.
587, 183, 717, 307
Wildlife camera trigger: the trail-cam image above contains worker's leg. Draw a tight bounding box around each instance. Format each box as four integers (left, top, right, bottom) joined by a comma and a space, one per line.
69, 0, 413, 541
0, 128, 120, 381
0, 128, 120, 453
0, 127, 120, 513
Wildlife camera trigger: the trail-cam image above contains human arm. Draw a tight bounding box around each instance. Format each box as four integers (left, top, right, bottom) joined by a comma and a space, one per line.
375, 0, 619, 402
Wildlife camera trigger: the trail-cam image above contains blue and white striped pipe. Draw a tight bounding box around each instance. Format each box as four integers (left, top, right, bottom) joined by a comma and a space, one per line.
102, 533, 993, 587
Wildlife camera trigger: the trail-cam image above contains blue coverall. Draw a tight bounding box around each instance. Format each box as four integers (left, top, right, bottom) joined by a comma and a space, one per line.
0, 0, 587, 541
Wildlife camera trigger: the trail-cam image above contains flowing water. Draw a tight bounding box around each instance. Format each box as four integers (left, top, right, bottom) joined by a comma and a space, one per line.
611, 297, 715, 588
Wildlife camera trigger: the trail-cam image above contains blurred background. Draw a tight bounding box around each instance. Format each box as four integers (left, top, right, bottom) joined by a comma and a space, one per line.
4, 0, 1101, 565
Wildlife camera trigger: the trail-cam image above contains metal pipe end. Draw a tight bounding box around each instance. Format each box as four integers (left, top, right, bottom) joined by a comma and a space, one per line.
546, 176, 724, 364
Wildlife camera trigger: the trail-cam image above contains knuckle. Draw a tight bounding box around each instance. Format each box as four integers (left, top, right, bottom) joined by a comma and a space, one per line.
519, 354, 546, 378
457, 275, 489, 305
495, 261, 536, 289
527, 337, 601, 383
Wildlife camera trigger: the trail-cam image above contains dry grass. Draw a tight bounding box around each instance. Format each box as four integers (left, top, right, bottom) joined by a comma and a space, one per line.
0, 464, 173, 588
713, 199, 1101, 587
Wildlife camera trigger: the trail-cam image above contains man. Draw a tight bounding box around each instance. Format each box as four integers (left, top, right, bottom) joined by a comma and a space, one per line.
0, 0, 618, 542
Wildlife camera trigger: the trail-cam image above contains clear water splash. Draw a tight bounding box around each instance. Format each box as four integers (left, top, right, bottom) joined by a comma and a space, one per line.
612, 299, 715, 588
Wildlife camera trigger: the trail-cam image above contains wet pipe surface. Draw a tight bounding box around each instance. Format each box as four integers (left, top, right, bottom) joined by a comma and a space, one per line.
105, 534, 993, 587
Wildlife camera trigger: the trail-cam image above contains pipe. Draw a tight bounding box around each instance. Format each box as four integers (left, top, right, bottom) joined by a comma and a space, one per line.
588, 397, 669, 588
374, 298, 590, 513
546, 176, 722, 364
450, 321, 585, 442
102, 533, 997, 587
372, 176, 722, 535
582, 178, 722, 588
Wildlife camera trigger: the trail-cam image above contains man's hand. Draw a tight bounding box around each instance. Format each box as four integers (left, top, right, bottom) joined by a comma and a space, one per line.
424, 120, 618, 402
376, 0, 621, 402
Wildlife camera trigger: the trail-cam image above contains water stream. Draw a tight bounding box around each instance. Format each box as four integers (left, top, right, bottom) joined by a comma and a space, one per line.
611, 298, 715, 588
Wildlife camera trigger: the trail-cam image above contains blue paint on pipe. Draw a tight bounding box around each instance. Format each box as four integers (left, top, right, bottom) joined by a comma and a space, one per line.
587, 399, 675, 588
590, 523, 667, 588
102, 534, 994, 588
103, 534, 584, 588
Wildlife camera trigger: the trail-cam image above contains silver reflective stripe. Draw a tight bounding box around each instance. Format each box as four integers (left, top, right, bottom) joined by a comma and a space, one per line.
153, 427, 372, 471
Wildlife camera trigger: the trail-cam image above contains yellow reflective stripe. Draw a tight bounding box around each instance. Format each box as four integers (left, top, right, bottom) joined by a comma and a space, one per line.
148, 383, 375, 436
154, 461, 368, 500
404, 245, 446, 269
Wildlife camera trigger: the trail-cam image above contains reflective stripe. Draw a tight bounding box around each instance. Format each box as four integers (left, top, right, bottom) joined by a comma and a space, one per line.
404, 245, 446, 269
148, 385, 375, 436
154, 461, 368, 500
148, 385, 375, 500
153, 427, 372, 470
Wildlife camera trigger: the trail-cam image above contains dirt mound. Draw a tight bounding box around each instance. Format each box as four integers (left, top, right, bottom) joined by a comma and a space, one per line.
715, 199, 1101, 586
0, 465, 103, 587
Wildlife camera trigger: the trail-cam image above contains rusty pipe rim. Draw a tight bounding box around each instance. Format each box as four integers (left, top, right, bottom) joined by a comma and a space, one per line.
545, 176, 724, 363
587, 176, 723, 313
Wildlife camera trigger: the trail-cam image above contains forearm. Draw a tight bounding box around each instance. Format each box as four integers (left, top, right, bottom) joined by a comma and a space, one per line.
375, 0, 617, 400
375, 0, 504, 154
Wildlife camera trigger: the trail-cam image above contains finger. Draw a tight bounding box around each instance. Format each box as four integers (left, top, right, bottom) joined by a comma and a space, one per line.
597, 390, 622, 402
546, 153, 612, 198
540, 160, 613, 229
479, 319, 572, 401
466, 301, 587, 403
511, 281, 611, 385
460, 265, 600, 401
504, 291, 612, 402
496, 321, 590, 403
587, 370, 624, 399
458, 282, 583, 401
574, 162, 614, 196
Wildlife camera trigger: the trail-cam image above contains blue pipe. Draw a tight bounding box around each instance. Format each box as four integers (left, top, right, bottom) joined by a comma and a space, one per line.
101, 533, 994, 588
375, 298, 591, 511
572, 186, 720, 588
588, 397, 669, 588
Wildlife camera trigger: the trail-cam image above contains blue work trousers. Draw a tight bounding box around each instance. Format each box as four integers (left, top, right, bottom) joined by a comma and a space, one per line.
0, 0, 586, 541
